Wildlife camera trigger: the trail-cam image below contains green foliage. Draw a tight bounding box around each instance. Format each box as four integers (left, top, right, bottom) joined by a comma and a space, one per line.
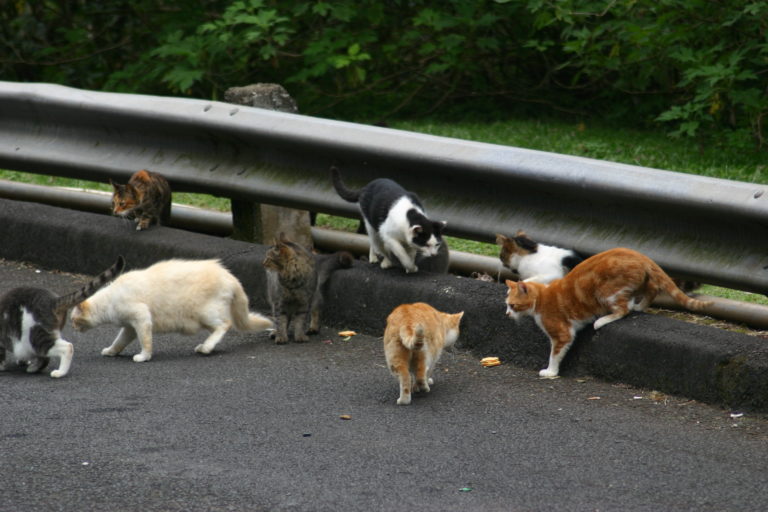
2, 0, 767, 146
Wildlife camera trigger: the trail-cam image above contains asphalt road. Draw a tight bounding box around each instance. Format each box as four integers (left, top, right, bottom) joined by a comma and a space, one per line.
2, 260, 768, 512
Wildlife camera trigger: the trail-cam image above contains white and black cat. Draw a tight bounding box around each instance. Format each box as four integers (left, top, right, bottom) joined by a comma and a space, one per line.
0, 256, 125, 378
331, 166, 446, 274
496, 230, 583, 284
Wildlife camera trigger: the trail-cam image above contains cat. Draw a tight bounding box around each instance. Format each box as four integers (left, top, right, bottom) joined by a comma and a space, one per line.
263, 233, 353, 343
111, 169, 172, 231
383, 302, 464, 405
496, 230, 583, 284
0, 256, 125, 378
70, 259, 273, 362
331, 166, 446, 274
504, 247, 713, 379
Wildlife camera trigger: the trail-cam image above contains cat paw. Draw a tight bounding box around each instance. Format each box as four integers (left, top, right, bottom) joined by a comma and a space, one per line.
415, 382, 431, 393
294, 335, 310, 343
396, 395, 412, 405
380, 258, 393, 269
427, 377, 434, 385
538, 368, 560, 379
50, 369, 66, 378
195, 344, 212, 355
101, 348, 118, 357
404, 264, 418, 274
132, 353, 151, 363
274, 337, 289, 345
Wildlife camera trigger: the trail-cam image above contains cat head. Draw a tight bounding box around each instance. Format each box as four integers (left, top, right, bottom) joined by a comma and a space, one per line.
407, 209, 447, 257
69, 301, 93, 332
504, 279, 541, 321
443, 311, 465, 346
496, 230, 538, 269
262, 232, 304, 272
110, 180, 139, 216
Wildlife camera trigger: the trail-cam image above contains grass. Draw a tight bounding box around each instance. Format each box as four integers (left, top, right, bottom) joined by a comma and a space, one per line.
1, 115, 765, 306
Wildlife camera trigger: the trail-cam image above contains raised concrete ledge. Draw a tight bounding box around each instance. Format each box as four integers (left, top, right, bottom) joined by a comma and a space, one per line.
2, 198, 766, 412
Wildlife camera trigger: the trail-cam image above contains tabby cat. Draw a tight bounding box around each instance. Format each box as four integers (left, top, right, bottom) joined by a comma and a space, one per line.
504, 247, 713, 378
263, 233, 353, 343
383, 302, 464, 405
496, 230, 583, 284
111, 169, 172, 230
331, 166, 446, 274
0, 256, 125, 378
70, 259, 273, 362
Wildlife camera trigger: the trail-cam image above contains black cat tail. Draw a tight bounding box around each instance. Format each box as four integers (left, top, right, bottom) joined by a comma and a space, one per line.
54, 255, 126, 313
330, 166, 361, 202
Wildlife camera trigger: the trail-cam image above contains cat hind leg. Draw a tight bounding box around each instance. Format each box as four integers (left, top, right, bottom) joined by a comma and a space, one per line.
195, 321, 231, 354
593, 304, 631, 330
25, 357, 49, 374
413, 352, 430, 393
47, 338, 74, 378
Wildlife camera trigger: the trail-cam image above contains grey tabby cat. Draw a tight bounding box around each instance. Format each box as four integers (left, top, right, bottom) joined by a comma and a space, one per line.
0, 256, 125, 378
263, 233, 353, 343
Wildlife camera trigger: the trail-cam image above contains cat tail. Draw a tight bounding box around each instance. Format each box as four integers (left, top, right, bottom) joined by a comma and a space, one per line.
330, 166, 361, 202
401, 324, 425, 351
231, 285, 274, 332
315, 251, 354, 289
651, 264, 713, 311
55, 255, 126, 315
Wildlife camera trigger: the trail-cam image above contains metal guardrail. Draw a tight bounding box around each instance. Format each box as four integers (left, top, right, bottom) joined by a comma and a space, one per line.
1, 81, 767, 294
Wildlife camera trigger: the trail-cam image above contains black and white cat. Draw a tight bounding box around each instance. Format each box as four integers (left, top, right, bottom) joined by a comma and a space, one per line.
331, 166, 447, 274
496, 230, 583, 284
0, 256, 125, 378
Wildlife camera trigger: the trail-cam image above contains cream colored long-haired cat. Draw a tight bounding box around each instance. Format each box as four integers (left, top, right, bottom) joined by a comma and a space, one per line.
383, 302, 464, 405
70, 259, 273, 362
505, 247, 712, 379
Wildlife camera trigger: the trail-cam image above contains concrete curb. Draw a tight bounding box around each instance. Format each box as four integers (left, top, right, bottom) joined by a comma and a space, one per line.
2, 198, 767, 412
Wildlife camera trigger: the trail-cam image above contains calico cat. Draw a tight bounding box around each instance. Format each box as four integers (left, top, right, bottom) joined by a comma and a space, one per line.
383, 302, 464, 405
70, 259, 273, 362
331, 166, 446, 274
504, 247, 713, 378
263, 233, 353, 343
111, 169, 172, 231
496, 230, 583, 284
0, 256, 125, 378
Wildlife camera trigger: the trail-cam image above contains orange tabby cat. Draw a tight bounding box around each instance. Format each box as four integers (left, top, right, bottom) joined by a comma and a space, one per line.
504, 247, 713, 378
383, 302, 464, 405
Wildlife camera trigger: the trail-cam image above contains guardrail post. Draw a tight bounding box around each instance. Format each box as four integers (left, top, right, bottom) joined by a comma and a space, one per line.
223, 83, 313, 248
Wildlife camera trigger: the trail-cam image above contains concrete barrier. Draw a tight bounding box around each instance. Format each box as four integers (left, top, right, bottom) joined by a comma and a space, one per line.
2, 198, 767, 412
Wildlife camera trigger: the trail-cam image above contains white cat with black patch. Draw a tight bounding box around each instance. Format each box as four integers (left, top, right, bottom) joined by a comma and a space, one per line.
496, 230, 583, 284
0, 256, 124, 378
331, 166, 446, 274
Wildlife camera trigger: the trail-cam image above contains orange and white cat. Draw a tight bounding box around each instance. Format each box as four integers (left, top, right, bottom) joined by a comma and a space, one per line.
504, 247, 712, 378
383, 302, 464, 405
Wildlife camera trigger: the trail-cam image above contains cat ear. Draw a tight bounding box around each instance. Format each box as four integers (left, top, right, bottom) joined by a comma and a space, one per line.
515, 229, 527, 237
518, 282, 529, 295
496, 234, 508, 246
505, 279, 517, 288
410, 225, 423, 235
434, 220, 447, 233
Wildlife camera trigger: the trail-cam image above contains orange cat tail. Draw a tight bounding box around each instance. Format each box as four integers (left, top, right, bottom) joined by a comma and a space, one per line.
400, 324, 425, 350
654, 267, 714, 312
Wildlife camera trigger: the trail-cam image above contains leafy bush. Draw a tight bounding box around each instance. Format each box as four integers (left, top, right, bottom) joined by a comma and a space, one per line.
2, 0, 766, 146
